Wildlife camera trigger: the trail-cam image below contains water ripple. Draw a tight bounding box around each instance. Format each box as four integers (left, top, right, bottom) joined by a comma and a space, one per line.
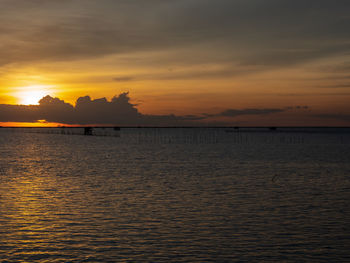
0, 131, 349, 262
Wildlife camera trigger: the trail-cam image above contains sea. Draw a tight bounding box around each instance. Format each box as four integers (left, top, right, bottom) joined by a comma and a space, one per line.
0, 128, 349, 262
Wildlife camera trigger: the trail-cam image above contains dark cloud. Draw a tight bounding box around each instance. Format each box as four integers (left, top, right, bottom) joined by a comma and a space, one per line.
38, 95, 75, 123
0, 104, 39, 122
74, 93, 141, 125
202, 105, 310, 121
0, 0, 349, 72
113, 76, 135, 82
0, 93, 179, 125
295, 106, 309, 110
285, 106, 309, 110
37, 92, 143, 125
276, 92, 350, 97
323, 84, 350, 89
314, 114, 350, 122
0, 92, 291, 126
218, 108, 285, 117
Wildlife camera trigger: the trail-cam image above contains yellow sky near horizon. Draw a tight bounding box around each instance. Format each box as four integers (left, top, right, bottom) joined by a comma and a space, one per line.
1, 54, 349, 117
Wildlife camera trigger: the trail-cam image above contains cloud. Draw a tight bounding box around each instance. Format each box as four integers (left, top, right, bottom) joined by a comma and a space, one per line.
0, 104, 39, 122
319, 62, 350, 73
218, 108, 285, 117
38, 95, 75, 123
0, 0, 349, 72
285, 106, 309, 110
0, 92, 293, 126
318, 84, 350, 89
113, 76, 135, 82
1, 93, 187, 125
36, 92, 143, 125
276, 92, 350, 97
112, 65, 260, 82
74, 93, 142, 125
314, 114, 350, 122
296, 106, 309, 110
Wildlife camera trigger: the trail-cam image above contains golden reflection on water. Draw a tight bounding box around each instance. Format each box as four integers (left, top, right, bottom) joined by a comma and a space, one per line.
0, 131, 349, 262
4, 171, 62, 250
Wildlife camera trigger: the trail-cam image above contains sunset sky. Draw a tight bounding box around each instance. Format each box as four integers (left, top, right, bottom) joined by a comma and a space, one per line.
1, 0, 350, 126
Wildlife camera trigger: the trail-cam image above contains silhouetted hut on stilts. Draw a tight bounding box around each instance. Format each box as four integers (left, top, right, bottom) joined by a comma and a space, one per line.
84, 127, 93, 135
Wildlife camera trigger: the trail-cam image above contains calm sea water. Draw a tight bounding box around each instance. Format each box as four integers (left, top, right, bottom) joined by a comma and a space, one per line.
0, 129, 349, 262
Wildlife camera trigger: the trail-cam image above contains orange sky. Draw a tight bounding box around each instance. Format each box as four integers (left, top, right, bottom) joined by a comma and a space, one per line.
0, 1, 349, 126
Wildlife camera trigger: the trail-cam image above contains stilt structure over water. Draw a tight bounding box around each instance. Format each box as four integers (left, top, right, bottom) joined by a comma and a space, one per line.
0, 127, 349, 145
0, 126, 121, 137
84, 127, 93, 136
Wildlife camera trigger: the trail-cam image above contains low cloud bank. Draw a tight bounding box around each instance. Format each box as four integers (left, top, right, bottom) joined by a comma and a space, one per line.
0, 92, 300, 126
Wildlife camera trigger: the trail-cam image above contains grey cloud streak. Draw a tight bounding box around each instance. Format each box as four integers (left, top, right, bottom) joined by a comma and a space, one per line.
112, 67, 259, 82
218, 109, 285, 118
314, 114, 350, 122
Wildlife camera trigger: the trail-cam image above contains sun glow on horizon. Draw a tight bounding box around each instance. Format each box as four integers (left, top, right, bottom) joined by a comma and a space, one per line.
15, 85, 54, 105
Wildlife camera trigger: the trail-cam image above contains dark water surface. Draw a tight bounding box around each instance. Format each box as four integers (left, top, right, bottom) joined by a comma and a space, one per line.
0, 130, 349, 262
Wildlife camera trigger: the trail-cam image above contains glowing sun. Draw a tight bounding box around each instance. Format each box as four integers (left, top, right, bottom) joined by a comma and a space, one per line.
16, 85, 53, 105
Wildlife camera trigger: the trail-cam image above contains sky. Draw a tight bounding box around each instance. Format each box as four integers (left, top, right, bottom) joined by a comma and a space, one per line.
0, 0, 350, 126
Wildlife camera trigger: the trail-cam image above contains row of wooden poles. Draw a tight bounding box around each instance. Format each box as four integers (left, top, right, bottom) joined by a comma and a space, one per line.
1, 127, 121, 137
126, 131, 306, 144
0, 127, 314, 144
